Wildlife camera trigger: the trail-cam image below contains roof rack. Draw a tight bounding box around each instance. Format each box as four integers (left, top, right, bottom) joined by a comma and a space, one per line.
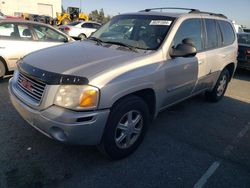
142, 7, 199, 12
190, 10, 227, 19
141, 7, 227, 19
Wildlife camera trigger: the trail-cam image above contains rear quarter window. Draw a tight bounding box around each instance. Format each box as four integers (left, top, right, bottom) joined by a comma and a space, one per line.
218, 20, 235, 46
0, 23, 15, 38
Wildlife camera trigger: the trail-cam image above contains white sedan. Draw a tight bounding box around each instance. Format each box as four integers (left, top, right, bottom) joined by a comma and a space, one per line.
0, 20, 73, 79
59, 21, 101, 40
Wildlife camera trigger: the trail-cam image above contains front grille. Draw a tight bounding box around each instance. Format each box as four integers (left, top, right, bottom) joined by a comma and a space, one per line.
17, 72, 46, 104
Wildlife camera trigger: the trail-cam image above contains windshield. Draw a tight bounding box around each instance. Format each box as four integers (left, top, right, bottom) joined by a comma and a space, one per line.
91, 14, 174, 50
238, 33, 250, 45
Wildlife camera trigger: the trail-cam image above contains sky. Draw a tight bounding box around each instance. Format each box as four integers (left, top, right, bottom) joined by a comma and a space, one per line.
62, 0, 250, 28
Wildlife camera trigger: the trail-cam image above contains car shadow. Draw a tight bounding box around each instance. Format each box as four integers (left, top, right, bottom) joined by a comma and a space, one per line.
234, 68, 250, 81
0, 75, 12, 84
1, 94, 250, 188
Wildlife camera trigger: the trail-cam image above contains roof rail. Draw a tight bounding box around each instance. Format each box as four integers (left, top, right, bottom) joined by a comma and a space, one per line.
140, 7, 227, 19
141, 7, 199, 12
190, 10, 227, 19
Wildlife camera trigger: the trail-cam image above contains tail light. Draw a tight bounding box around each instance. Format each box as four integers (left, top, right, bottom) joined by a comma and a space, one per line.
246, 49, 250, 56
64, 27, 71, 31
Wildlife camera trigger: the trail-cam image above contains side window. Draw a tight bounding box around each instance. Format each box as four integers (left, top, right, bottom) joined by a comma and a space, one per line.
0, 23, 15, 39
82, 23, 93, 28
204, 19, 218, 49
93, 23, 101, 29
173, 19, 203, 52
216, 21, 223, 47
0, 23, 33, 40
32, 25, 67, 42
218, 20, 235, 46
18, 24, 32, 40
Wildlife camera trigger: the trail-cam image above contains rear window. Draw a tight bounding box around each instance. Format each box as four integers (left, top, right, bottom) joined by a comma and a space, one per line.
218, 20, 235, 46
237, 34, 250, 45
67, 21, 81, 26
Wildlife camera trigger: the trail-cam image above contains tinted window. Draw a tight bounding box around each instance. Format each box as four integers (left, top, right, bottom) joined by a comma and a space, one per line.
218, 20, 235, 46
173, 19, 203, 51
68, 21, 81, 26
92, 23, 101, 29
216, 21, 223, 47
237, 33, 250, 45
205, 19, 218, 49
33, 25, 67, 42
82, 23, 93, 28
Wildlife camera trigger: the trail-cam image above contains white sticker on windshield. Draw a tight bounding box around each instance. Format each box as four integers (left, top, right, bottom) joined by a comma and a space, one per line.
149, 20, 172, 26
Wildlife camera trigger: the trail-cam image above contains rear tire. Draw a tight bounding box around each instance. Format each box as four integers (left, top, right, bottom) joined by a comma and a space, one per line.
0, 60, 6, 80
206, 69, 230, 102
78, 33, 86, 40
99, 96, 149, 160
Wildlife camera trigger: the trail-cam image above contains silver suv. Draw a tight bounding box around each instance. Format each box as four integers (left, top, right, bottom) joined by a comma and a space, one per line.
9, 8, 237, 159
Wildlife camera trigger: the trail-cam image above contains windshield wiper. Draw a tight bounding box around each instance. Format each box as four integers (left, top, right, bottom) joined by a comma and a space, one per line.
87, 37, 103, 45
104, 41, 138, 52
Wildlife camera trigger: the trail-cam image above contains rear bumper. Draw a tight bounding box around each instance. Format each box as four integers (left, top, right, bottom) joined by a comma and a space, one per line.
9, 81, 110, 145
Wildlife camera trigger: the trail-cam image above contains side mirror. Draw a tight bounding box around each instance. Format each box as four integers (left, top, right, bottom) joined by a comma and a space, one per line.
170, 38, 197, 58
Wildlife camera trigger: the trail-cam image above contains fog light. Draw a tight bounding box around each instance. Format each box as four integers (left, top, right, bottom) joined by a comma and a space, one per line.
49, 127, 67, 142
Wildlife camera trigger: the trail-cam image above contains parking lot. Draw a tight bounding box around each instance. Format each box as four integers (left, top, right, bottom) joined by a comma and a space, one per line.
0, 69, 249, 188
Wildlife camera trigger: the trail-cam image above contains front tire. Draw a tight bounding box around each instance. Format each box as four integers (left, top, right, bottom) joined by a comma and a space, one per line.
206, 69, 230, 102
99, 96, 149, 160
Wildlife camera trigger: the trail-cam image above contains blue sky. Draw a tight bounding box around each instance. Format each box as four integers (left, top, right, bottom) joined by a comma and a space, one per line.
62, 0, 250, 28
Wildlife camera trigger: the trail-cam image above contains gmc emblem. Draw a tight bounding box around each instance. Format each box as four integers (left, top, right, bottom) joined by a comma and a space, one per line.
21, 79, 33, 92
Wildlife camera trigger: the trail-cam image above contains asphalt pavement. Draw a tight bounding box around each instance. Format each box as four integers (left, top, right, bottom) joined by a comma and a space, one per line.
0, 69, 250, 188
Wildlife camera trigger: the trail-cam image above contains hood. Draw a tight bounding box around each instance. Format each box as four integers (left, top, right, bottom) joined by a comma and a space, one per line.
23, 41, 146, 79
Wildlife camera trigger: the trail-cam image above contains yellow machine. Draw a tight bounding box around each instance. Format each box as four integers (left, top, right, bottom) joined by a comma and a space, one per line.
56, 7, 89, 25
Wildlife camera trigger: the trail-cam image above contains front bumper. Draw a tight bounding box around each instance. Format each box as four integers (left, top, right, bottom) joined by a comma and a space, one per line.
9, 82, 110, 145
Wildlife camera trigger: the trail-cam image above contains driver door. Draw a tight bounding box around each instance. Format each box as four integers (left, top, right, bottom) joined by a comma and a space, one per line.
161, 18, 204, 107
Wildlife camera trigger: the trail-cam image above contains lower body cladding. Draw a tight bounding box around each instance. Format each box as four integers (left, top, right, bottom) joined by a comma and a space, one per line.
9, 87, 110, 145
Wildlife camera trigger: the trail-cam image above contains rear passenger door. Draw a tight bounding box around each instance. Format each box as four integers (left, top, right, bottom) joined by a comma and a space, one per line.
192, 18, 219, 92
162, 18, 203, 106
198, 18, 236, 91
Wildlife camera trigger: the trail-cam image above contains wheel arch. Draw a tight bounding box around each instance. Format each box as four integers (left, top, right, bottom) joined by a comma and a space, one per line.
0, 56, 9, 72
110, 88, 157, 121
224, 62, 236, 81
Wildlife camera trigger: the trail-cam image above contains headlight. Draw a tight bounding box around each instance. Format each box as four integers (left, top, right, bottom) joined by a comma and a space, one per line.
54, 85, 99, 110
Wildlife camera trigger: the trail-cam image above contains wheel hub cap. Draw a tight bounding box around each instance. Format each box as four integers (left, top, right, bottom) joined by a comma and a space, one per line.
115, 110, 143, 149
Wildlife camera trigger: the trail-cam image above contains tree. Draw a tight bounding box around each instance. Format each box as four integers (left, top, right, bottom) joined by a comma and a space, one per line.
89, 9, 111, 24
